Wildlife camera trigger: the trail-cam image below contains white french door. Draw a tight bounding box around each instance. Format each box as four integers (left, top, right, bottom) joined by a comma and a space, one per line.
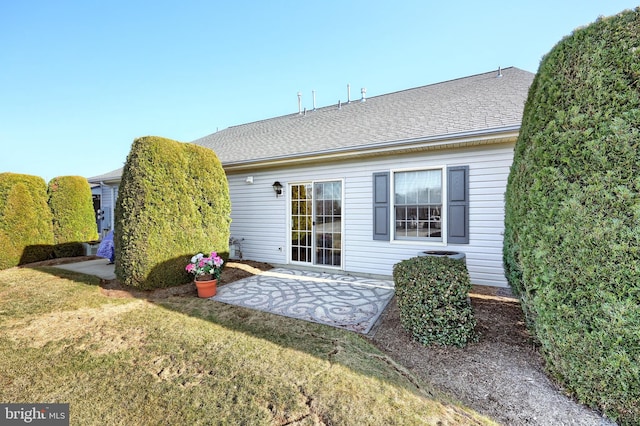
290, 180, 342, 267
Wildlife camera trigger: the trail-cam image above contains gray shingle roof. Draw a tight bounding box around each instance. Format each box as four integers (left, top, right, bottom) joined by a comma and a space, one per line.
88, 67, 533, 181
88, 167, 123, 183
193, 67, 534, 165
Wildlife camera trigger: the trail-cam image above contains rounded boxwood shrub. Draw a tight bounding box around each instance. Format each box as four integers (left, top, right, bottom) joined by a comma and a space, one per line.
393, 256, 477, 347
0, 173, 54, 269
115, 136, 231, 290
48, 176, 99, 258
503, 8, 640, 424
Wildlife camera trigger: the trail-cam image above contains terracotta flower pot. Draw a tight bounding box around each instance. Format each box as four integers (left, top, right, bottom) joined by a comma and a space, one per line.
195, 278, 217, 298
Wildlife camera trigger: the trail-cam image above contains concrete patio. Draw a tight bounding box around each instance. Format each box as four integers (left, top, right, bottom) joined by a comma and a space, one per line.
213, 268, 395, 334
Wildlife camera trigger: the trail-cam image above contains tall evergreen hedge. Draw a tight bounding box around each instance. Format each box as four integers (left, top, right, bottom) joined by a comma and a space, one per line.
0, 173, 55, 269
48, 176, 99, 257
115, 136, 231, 290
503, 9, 640, 424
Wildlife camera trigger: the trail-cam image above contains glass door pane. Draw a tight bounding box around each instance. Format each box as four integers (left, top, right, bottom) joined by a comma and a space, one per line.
314, 181, 342, 267
291, 184, 312, 263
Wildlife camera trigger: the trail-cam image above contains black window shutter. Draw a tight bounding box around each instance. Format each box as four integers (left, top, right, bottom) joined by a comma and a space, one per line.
447, 166, 469, 244
372, 172, 390, 240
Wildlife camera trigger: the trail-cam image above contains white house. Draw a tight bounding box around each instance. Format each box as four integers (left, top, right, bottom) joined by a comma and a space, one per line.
88, 67, 534, 288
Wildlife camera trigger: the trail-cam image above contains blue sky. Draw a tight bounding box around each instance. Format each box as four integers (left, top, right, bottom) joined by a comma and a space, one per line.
1, 1, 637, 182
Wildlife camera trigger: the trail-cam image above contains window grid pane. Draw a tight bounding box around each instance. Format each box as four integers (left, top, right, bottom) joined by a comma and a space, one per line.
291, 184, 313, 262
394, 170, 442, 240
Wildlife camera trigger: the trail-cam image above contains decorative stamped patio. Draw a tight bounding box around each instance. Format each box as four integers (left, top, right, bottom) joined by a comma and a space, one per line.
212, 268, 395, 334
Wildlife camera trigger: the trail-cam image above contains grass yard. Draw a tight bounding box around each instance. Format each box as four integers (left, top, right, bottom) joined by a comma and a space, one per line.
0, 266, 495, 425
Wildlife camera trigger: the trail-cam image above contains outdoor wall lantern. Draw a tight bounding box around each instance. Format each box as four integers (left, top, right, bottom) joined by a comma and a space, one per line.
272, 181, 283, 197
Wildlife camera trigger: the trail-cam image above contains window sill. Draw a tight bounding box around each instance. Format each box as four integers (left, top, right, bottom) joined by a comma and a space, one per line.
390, 239, 447, 247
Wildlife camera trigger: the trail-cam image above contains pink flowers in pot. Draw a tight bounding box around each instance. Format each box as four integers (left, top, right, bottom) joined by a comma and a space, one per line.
185, 252, 224, 280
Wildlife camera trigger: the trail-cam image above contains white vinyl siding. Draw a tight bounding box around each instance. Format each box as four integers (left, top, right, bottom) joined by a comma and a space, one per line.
95, 183, 119, 237
226, 142, 514, 288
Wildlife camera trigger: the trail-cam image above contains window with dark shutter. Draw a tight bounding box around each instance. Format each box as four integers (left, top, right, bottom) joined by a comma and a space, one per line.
447, 166, 469, 244
372, 172, 390, 240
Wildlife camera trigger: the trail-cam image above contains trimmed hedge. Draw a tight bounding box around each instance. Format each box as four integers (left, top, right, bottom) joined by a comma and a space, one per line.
48, 176, 99, 257
0, 173, 55, 269
393, 256, 477, 347
503, 9, 640, 424
115, 136, 231, 290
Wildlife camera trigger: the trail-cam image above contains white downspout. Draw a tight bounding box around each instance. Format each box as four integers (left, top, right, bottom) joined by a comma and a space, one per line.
99, 181, 106, 236
110, 186, 116, 231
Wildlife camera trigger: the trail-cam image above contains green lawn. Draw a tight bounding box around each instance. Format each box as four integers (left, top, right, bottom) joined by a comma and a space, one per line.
0, 267, 495, 425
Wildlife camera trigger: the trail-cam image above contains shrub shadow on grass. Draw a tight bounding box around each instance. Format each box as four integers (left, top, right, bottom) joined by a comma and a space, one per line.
19, 243, 91, 266
155, 289, 441, 405
33, 258, 442, 404
147, 260, 443, 404
29, 265, 104, 287
19, 244, 55, 265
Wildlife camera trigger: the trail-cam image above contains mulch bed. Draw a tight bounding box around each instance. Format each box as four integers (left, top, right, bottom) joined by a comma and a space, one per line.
369, 292, 611, 425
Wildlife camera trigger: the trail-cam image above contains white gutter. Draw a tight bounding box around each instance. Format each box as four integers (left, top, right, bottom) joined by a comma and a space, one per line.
85, 126, 522, 177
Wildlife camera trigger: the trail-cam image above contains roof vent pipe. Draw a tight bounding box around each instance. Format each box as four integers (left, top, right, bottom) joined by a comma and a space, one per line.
360, 87, 367, 102
347, 84, 351, 103
497, 66, 503, 78
312, 90, 316, 110
338, 100, 342, 109
297, 92, 302, 114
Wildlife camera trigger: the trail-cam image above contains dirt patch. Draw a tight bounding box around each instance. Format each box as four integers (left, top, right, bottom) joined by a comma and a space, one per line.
6, 301, 148, 355
370, 293, 614, 425
150, 355, 216, 388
